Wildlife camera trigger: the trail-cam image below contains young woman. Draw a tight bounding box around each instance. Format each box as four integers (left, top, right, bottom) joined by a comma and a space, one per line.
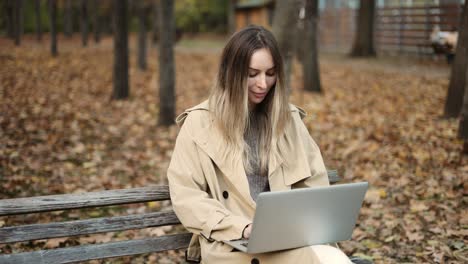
168, 25, 351, 264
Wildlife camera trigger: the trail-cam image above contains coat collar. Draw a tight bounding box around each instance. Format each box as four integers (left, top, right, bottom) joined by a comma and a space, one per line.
176, 100, 310, 208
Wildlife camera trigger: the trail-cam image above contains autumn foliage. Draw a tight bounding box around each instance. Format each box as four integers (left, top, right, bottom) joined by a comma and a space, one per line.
0, 35, 466, 263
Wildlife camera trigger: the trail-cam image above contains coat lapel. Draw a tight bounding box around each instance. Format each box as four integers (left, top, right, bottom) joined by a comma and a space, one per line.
192, 124, 256, 209
178, 102, 311, 207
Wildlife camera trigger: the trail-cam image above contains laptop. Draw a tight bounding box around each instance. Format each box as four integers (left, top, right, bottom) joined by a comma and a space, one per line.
223, 182, 368, 254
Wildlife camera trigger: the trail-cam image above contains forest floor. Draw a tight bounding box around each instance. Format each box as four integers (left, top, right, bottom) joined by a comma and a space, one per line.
0, 34, 467, 264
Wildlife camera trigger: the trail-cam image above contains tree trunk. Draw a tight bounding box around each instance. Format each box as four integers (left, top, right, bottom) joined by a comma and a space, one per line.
459, 65, 468, 154
350, 0, 376, 57
152, 1, 160, 45
14, 0, 23, 46
80, 0, 89, 47
272, 0, 302, 91
49, 0, 58, 57
35, 0, 42, 41
5, 0, 15, 39
112, 0, 129, 100
158, 0, 176, 126
444, 2, 468, 118
227, 0, 236, 34
92, 0, 101, 43
137, 2, 148, 71
303, 0, 321, 93
64, 0, 73, 37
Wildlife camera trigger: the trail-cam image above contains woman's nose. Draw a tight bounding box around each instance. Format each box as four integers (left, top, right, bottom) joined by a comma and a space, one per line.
257, 74, 267, 89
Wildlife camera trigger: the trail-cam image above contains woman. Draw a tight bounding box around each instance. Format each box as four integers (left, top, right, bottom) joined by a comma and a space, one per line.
168, 25, 351, 263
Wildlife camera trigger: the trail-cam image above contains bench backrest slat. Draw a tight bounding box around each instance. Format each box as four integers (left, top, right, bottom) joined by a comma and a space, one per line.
0, 211, 180, 244
0, 186, 170, 216
0, 171, 342, 263
0, 233, 192, 264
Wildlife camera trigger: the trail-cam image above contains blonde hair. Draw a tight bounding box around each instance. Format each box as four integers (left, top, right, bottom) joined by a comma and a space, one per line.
209, 25, 292, 175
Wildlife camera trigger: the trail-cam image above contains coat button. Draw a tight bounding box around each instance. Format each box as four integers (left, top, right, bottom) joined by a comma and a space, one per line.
222, 191, 229, 199
251, 258, 259, 264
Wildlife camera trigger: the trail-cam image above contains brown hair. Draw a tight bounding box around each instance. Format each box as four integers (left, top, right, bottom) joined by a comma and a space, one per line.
209, 25, 291, 175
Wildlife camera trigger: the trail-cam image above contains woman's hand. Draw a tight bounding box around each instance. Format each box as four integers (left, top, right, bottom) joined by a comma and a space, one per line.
242, 224, 252, 239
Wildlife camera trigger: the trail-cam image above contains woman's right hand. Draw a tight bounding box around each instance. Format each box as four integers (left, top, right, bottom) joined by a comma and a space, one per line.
242, 224, 252, 239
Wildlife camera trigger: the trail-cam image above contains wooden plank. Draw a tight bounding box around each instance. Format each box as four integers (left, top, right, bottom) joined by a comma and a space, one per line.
0, 186, 170, 216
378, 21, 458, 26
377, 40, 428, 46
378, 5, 460, 11
0, 233, 192, 264
0, 211, 181, 244
375, 28, 428, 32
378, 13, 460, 18
376, 35, 427, 40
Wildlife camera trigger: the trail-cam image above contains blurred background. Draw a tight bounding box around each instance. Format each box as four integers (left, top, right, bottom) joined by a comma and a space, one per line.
0, 0, 467, 263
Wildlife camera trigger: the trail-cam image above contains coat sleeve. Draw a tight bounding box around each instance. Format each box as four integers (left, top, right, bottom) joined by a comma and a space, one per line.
167, 115, 251, 242
292, 112, 330, 188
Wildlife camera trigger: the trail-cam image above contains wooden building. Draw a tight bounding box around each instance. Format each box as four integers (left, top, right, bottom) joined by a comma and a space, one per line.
235, 0, 275, 30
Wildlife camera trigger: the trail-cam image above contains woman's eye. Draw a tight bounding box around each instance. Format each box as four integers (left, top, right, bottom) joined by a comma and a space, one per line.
249, 73, 257, 77
266, 72, 276, 76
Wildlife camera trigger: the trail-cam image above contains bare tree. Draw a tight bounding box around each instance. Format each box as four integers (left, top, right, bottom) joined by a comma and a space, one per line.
80, 0, 89, 47
13, 0, 23, 46
227, 0, 236, 34
112, 0, 129, 99
459, 69, 468, 154
92, 0, 101, 43
35, 0, 42, 41
152, 0, 160, 45
158, 0, 176, 126
272, 0, 302, 90
5, 0, 15, 39
137, 1, 148, 71
303, 0, 321, 93
49, 0, 58, 56
444, 2, 468, 118
64, 0, 73, 37
351, 0, 376, 57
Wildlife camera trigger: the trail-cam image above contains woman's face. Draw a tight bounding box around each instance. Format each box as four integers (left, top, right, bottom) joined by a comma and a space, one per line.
247, 48, 276, 108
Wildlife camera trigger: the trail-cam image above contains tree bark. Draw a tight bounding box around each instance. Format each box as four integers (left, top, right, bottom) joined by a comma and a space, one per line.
64, 0, 73, 37
13, 0, 23, 46
158, 0, 176, 126
152, 0, 160, 45
35, 0, 42, 41
303, 0, 321, 93
227, 0, 236, 34
350, 0, 376, 57
92, 0, 101, 43
49, 0, 58, 57
459, 65, 468, 154
112, 0, 129, 100
444, 2, 468, 118
80, 0, 89, 47
272, 0, 302, 91
5, 0, 15, 39
137, 2, 148, 71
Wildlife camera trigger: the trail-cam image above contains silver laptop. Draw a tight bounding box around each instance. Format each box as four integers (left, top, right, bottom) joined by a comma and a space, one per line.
224, 182, 368, 254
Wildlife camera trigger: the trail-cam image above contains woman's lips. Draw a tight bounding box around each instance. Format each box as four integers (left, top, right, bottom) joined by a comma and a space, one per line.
252, 92, 267, 98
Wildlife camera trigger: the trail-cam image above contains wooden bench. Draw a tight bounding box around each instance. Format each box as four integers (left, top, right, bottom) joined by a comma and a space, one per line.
0, 171, 372, 264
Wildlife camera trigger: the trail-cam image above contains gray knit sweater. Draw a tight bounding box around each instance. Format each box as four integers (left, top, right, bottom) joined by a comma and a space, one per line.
244, 116, 270, 202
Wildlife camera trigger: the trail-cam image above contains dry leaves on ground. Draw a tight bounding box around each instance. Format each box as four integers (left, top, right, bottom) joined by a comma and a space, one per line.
0, 35, 467, 263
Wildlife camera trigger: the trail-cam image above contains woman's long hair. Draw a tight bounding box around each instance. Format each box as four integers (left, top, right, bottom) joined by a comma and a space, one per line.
209, 25, 292, 176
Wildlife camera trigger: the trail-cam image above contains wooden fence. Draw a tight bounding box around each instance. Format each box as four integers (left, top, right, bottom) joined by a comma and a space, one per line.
376, 3, 462, 54
318, 3, 464, 56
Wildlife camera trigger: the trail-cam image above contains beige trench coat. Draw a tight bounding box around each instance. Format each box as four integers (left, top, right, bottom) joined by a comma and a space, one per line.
167, 100, 330, 264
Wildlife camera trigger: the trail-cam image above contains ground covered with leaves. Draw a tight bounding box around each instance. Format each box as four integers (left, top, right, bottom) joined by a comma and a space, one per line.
1, 35, 466, 263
